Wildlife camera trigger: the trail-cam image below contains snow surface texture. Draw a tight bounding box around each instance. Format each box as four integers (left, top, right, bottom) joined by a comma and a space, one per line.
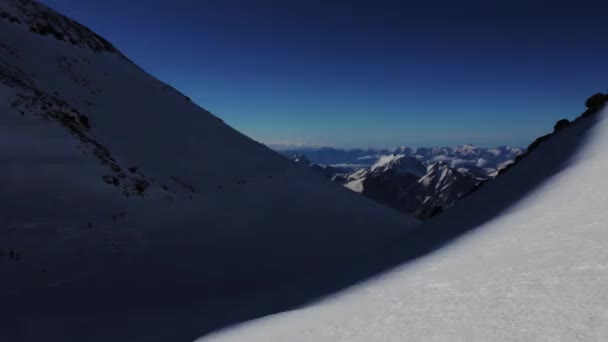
1, 1, 420, 340
206, 109, 608, 341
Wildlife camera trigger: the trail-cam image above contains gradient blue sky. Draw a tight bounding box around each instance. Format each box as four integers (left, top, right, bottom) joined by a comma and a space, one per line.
41, 0, 608, 148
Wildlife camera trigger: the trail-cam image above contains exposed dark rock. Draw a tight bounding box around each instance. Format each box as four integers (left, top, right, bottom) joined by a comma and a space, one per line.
527, 133, 552, 153
171, 176, 195, 192
134, 179, 150, 196
102, 175, 120, 187
585, 92, 606, 109
78, 114, 90, 129
427, 206, 443, 218
553, 119, 570, 132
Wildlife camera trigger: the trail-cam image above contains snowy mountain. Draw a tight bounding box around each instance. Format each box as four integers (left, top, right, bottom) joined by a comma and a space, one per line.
412, 161, 479, 216
4, 2, 607, 341
370, 153, 427, 176
206, 97, 608, 341
391, 144, 525, 177
285, 145, 524, 218
340, 154, 424, 192
344, 155, 424, 208
340, 156, 479, 218
0, 1, 420, 340
279, 145, 524, 178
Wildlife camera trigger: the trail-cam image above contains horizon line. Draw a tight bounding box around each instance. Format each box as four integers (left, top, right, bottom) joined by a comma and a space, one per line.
266, 142, 528, 151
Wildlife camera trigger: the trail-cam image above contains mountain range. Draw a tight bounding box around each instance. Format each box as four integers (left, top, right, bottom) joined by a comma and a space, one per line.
286, 145, 524, 218
278, 144, 524, 176
211, 98, 608, 342
2, 1, 608, 341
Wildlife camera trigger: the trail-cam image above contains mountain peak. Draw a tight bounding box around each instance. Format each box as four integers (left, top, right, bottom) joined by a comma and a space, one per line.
2, 4, 421, 336
1, 0, 123, 56
371, 154, 426, 177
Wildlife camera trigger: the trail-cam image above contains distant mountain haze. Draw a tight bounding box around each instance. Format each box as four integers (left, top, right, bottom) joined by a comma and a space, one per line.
285, 145, 525, 218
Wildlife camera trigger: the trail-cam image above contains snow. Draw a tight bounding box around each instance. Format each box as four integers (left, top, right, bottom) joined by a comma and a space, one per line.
2, 2, 607, 341
205, 110, 608, 341
370, 154, 426, 177
341, 168, 370, 192
1, 3, 420, 340
344, 178, 365, 193
371, 154, 405, 171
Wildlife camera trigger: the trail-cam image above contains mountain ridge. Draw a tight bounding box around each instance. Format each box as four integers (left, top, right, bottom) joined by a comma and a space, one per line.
207, 96, 608, 342
3, 1, 608, 341
1, 1, 420, 340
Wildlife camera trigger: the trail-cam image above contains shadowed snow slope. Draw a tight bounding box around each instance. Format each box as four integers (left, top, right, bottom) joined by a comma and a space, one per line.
206, 109, 608, 341
0, 1, 419, 340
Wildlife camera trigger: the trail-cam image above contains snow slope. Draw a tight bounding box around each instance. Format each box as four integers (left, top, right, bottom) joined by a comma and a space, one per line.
0, 1, 420, 340
206, 108, 608, 341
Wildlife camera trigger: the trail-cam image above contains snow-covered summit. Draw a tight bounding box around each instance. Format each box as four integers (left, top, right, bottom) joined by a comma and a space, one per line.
420, 161, 463, 189
415, 161, 478, 211
370, 154, 427, 177
340, 157, 478, 218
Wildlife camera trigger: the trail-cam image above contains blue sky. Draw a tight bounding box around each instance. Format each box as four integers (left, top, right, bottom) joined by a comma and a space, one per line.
41, 0, 608, 148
